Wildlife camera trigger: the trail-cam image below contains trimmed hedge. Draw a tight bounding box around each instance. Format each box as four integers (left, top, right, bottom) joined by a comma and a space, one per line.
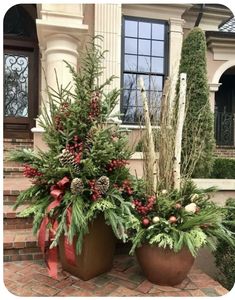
214, 198, 235, 290
210, 157, 235, 179
178, 27, 215, 178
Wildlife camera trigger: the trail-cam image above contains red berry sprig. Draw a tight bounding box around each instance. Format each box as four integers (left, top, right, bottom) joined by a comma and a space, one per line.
107, 159, 128, 172
65, 137, 83, 156
142, 217, 150, 227
23, 164, 42, 178
122, 180, 133, 195
132, 196, 156, 215
88, 179, 101, 201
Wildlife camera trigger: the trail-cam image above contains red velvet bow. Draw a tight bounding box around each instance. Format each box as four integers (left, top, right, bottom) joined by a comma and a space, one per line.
38, 176, 70, 279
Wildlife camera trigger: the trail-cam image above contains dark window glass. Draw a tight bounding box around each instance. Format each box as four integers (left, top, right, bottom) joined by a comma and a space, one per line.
121, 17, 168, 124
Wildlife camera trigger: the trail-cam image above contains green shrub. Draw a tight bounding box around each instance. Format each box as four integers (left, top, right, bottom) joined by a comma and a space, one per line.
210, 157, 235, 179
178, 27, 215, 178
214, 198, 235, 290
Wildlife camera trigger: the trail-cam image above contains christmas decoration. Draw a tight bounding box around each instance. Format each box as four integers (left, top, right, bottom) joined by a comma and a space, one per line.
132, 195, 156, 215
58, 149, 80, 173
23, 164, 42, 178
185, 203, 197, 213
152, 216, 160, 223
142, 218, 150, 227
96, 176, 110, 194
9, 38, 136, 279
70, 178, 84, 195
175, 203, 182, 209
169, 216, 177, 224
107, 159, 128, 172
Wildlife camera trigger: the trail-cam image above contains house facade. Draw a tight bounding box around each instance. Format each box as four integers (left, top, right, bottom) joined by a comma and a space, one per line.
3, 3, 235, 277
3, 3, 235, 155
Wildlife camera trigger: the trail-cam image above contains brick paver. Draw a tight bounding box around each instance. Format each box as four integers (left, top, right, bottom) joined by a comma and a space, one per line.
3, 255, 231, 297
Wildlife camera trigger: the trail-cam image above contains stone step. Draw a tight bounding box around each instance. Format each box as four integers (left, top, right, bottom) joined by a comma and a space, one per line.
4, 177, 32, 205
4, 166, 24, 178
4, 228, 43, 262
4, 205, 33, 230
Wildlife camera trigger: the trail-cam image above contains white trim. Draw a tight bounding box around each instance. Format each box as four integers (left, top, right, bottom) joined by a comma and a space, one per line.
211, 60, 235, 84
31, 127, 45, 133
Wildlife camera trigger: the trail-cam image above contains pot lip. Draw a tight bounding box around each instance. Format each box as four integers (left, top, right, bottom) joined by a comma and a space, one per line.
136, 243, 193, 254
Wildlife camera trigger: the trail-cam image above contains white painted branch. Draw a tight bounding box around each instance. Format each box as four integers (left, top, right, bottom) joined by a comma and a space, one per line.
139, 77, 157, 193
173, 73, 187, 190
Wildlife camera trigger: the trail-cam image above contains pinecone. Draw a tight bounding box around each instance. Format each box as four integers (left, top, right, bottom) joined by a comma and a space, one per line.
71, 178, 84, 194
96, 176, 110, 194
59, 149, 80, 173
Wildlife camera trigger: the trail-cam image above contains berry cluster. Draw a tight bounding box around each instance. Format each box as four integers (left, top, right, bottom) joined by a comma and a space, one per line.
132, 195, 156, 215
107, 159, 128, 172
89, 91, 101, 120
23, 164, 42, 178
121, 180, 133, 195
65, 135, 83, 157
88, 179, 102, 201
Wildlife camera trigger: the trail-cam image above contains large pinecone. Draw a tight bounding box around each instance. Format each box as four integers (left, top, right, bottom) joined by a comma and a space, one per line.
59, 149, 80, 173
96, 176, 110, 194
71, 178, 84, 194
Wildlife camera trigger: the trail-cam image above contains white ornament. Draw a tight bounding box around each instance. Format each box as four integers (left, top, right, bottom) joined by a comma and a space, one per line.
185, 203, 197, 213
152, 216, 160, 223
161, 189, 168, 195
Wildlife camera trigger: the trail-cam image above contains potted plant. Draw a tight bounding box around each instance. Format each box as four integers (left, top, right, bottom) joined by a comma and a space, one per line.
9, 37, 136, 280
127, 180, 235, 286
125, 76, 235, 286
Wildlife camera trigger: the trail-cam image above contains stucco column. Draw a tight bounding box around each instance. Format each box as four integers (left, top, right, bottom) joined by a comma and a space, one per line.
168, 18, 185, 106
32, 4, 88, 150
94, 4, 122, 123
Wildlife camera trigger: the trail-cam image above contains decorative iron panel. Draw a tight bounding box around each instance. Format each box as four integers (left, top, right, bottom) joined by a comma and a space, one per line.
4, 54, 29, 117
215, 111, 234, 146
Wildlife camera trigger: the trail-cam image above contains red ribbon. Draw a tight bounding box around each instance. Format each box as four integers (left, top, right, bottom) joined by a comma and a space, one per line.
64, 206, 76, 266
38, 177, 70, 279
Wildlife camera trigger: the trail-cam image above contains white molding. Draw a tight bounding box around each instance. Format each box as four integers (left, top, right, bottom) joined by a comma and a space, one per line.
31, 127, 45, 133
122, 4, 191, 20
209, 82, 222, 92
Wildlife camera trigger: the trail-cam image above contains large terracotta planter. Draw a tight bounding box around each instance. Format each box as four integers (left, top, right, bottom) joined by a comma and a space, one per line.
59, 215, 116, 280
136, 244, 194, 286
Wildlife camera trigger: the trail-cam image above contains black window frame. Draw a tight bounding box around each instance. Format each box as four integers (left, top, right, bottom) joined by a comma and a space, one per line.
120, 16, 169, 125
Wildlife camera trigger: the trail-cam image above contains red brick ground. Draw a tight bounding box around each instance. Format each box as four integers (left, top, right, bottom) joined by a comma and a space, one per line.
3, 255, 231, 297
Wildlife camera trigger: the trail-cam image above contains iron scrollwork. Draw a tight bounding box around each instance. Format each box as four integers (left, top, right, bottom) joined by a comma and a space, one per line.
4, 54, 29, 117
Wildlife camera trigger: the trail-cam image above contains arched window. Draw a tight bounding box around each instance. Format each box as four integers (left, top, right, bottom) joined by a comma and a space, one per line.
4, 4, 39, 139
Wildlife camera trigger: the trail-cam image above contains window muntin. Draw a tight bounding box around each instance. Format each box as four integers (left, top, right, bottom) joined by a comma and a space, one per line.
121, 17, 168, 124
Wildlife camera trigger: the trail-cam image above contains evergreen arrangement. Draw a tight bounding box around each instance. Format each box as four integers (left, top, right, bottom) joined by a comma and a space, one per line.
9, 38, 137, 258
127, 180, 235, 257
126, 75, 235, 258
178, 27, 215, 178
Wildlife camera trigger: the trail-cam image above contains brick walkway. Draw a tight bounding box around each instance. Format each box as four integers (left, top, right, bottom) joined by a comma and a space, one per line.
4, 255, 230, 297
